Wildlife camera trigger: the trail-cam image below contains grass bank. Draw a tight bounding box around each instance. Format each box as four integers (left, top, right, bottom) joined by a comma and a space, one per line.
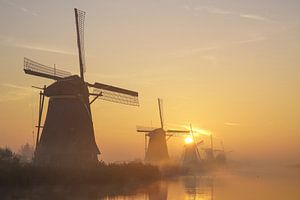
0, 162, 161, 186
0, 147, 161, 186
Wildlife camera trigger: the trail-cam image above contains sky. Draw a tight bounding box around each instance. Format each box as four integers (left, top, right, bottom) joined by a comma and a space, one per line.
0, 0, 299, 164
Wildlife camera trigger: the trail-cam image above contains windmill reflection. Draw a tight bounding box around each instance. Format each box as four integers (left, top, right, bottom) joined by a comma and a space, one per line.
2, 177, 216, 200
146, 181, 168, 200
143, 176, 214, 200
182, 176, 214, 200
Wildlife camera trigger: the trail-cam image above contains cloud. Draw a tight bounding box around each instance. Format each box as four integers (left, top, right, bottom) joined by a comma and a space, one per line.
19, 7, 38, 16
0, 0, 38, 16
170, 34, 266, 58
0, 35, 76, 56
239, 14, 270, 22
185, 5, 272, 22
17, 44, 76, 56
171, 34, 262, 59
169, 45, 219, 58
0, 83, 35, 102
224, 122, 239, 126
237, 36, 266, 44
194, 6, 232, 15
2, 83, 34, 91
0, 35, 14, 43
0, 0, 16, 7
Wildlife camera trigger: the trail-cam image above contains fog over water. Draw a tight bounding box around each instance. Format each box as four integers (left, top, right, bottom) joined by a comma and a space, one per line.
1, 0, 300, 165
2, 164, 299, 200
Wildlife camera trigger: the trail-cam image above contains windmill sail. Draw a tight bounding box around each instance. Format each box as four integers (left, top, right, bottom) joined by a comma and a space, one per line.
136, 126, 156, 133
137, 126, 190, 134
182, 142, 202, 167
24, 57, 71, 80
90, 82, 139, 106
158, 98, 164, 129
74, 8, 86, 80
166, 129, 190, 134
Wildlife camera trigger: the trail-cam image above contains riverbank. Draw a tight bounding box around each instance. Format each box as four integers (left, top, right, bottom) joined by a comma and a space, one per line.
0, 162, 161, 186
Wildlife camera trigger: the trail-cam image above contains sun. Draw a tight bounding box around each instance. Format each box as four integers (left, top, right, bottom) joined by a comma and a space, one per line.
185, 137, 194, 144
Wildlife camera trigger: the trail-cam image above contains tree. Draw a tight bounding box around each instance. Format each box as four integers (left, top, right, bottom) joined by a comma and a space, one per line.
17, 143, 34, 163
0, 147, 19, 165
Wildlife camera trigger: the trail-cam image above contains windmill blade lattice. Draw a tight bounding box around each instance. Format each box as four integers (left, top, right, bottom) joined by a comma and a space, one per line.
75, 8, 86, 80
136, 126, 157, 133
24, 57, 72, 80
91, 82, 139, 106
166, 129, 190, 135
158, 98, 164, 129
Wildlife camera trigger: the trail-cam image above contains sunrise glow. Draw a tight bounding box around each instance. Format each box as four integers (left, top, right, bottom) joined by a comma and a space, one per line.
185, 137, 194, 144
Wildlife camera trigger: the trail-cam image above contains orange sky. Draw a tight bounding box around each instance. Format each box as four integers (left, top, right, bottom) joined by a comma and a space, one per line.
0, 0, 299, 163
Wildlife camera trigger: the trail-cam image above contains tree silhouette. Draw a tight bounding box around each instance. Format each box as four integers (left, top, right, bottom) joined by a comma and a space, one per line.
18, 143, 34, 163
0, 147, 19, 166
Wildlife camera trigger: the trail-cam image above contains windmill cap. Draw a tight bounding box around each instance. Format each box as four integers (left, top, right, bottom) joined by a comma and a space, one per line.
44, 75, 88, 97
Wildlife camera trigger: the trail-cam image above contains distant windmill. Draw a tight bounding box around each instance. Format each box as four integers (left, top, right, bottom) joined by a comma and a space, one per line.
211, 140, 232, 164
201, 137, 231, 164
182, 124, 203, 167
202, 134, 215, 161
137, 98, 189, 164
24, 8, 139, 167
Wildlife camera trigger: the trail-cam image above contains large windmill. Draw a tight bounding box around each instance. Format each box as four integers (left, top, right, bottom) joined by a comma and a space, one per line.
24, 8, 139, 167
137, 99, 189, 164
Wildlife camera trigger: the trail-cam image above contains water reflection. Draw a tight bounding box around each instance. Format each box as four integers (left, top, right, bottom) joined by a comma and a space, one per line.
1, 168, 300, 200
0, 184, 145, 200
147, 181, 168, 200
0, 177, 213, 200
182, 176, 214, 200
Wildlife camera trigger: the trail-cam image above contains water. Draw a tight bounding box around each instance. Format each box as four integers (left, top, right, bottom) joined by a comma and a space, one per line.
1, 166, 300, 199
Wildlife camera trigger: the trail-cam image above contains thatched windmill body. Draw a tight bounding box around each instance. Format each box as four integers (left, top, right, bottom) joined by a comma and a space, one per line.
24, 8, 139, 167
137, 99, 189, 164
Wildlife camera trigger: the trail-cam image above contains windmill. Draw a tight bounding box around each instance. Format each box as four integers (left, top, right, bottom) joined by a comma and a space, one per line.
201, 136, 231, 164
182, 124, 203, 167
24, 8, 139, 167
212, 140, 232, 164
137, 98, 189, 164
201, 134, 215, 161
